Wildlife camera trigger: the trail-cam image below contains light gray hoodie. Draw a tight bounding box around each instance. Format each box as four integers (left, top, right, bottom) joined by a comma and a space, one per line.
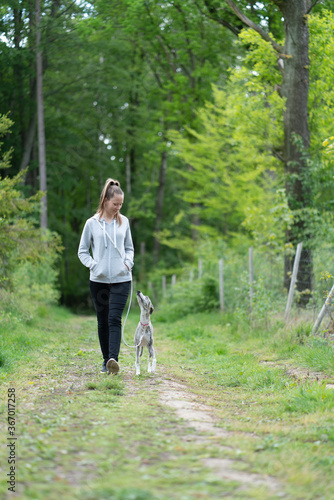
78, 214, 134, 284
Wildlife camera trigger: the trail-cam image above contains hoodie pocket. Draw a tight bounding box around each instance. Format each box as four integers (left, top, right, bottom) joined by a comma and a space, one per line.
91, 261, 107, 278
113, 258, 129, 278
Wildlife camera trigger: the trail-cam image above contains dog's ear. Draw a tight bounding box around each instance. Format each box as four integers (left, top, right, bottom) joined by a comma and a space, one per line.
150, 305, 154, 315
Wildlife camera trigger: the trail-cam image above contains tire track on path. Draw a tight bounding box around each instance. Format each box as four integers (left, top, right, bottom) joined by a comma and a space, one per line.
123, 348, 286, 499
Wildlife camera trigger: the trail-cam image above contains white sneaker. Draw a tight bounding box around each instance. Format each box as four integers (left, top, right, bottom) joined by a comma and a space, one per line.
106, 358, 120, 375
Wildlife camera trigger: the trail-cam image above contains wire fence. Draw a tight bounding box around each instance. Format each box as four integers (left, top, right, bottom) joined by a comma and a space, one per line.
136, 242, 334, 332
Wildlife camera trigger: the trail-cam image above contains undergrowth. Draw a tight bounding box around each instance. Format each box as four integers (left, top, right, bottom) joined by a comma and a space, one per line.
159, 309, 334, 412
0, 306, 73, 377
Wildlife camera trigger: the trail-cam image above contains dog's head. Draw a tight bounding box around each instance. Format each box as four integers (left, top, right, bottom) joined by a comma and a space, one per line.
137, 290, 154, 315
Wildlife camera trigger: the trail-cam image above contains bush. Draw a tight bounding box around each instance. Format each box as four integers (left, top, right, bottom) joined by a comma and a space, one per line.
0, 114, 63, 325
0, 230, 62, 323
156, 275, 219, 322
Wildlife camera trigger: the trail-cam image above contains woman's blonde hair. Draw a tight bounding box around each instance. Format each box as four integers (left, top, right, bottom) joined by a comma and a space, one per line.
97, 178, 124, 226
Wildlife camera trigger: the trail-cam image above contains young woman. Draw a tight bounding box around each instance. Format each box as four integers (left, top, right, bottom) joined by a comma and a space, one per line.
78, 178, 134, 374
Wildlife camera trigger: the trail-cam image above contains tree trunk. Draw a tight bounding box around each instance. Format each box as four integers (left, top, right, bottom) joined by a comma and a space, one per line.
126, 152, 131, 195
36, 0, 47, 229
280, 0, 312, 305
13, 8, 25, 159
20, 113, 36, 172
153, 150, 168, 263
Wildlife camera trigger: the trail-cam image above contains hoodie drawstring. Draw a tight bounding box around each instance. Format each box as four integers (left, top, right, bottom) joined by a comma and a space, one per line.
103, 219, 117, 250
98, 218, 122, 257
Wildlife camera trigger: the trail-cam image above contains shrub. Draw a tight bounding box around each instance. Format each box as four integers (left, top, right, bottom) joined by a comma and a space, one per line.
156, 275, 219, 322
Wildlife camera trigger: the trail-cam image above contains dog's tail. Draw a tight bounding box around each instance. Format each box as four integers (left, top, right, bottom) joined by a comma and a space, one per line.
140, 346, 143, 357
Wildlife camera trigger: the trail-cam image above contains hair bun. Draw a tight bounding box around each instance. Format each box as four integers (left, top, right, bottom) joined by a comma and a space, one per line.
109, 180, 120, 187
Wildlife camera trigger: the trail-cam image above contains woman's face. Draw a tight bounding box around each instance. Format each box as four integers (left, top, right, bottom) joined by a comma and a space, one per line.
103, 194, 124, 218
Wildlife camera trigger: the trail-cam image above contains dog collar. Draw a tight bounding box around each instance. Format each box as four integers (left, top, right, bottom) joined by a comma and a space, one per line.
140, 321, 150, 327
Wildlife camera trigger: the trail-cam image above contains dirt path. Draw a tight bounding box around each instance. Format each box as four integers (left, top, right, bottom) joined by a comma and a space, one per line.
4, 313, 333, 499
2, 332, 287, 500
122, 348, 285, 498
158, 377, 282, 493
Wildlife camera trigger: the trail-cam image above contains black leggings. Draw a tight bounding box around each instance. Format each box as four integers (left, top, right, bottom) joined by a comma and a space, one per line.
89, 280, 131, 362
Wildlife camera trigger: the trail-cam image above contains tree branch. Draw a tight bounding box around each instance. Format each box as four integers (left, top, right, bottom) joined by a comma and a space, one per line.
270, 0, 284, 8
272, 149, 284, 163
307, 0, 321, 14
141, 49, 164, 89
173, 2, 196, 74
225, 0, 284, 54
156, 35, 177, 73
195, 0, 240, 37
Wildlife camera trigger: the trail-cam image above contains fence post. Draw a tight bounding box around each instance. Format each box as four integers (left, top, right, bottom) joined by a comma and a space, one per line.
219, 258, 224, 312
284, 242, 303, 323
312, 283, 334, 335
249, 247, 254, 312
172, 274, 176, 286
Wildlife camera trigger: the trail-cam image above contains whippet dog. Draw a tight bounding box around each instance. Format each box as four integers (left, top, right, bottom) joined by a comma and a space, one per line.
135, 291, 156, 376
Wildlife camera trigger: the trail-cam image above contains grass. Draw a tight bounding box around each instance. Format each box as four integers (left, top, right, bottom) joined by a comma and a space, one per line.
1, 305, 334, 498
0, 306, 73, 375
155, 308, 334, 498
286, 383, 334, 414
86, 376, 125, 394
0, 309, 238, 499
296, 338, 334, 375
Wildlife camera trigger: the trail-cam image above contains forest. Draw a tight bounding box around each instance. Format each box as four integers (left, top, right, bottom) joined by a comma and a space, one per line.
3, 3, 334, 499
1, 0, 334, 315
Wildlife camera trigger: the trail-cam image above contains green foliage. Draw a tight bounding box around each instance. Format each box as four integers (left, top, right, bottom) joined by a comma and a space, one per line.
32, 0, 238, 300
0, 228, 63, 321
0, 114, 14, 169
309, 11, 334, 150
236, 28, 282, 88
165, 28, 284, 251
242, 188, 293, 252
0, 114, 63, 324
323, 136, 334, 156
306, 11, 334, 226
153, 237, 286, 329
0, 115, 45, 270
156, 276, 219, 323
2, 2, 334, 306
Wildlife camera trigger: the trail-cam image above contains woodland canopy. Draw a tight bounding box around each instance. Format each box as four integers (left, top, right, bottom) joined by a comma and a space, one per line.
1, 0, 334, 308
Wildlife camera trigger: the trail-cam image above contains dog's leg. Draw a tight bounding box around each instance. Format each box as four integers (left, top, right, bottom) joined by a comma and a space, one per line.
147, 350, 151, 373
148, 344, 156, 373
135, 345, 141, 375
151, 346, 156, 373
